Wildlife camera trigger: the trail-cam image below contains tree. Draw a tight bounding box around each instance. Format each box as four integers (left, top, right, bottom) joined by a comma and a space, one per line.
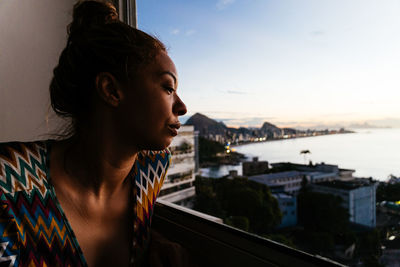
194, 176, 224, 218
356, 229, 382, 264
300, 150, 311, 164
298, 191, 349, 235
178, 141, 192, 153
225, 216, 250, 231
198, 137, 225, 164
194, 176, 282, 234
376, 182, 400, 202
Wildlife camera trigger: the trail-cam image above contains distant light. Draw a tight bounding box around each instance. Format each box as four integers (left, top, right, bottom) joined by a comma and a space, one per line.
226, 149, 230, 153
389, 235, 396, 240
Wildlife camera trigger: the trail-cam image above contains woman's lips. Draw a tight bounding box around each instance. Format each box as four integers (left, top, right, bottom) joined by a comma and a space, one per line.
167, 123, 180, 136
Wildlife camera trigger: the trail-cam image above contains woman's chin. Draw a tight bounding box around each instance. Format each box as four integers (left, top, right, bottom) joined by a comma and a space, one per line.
143, 137, 173, 151
160, 138, 173, 150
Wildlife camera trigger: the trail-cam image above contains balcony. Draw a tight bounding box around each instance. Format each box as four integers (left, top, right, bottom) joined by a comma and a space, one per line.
153, 200, 345, 267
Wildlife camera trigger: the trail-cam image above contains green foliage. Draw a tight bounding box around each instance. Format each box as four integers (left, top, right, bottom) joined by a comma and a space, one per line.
376, 182, 400, 202
297, 190, 384, 262
361, 256, 385, 267
298, 191, 349, 235
336, 231, 356, 247
356, 229, 381, 258
296, 191, 353, 255
194, 177, 224, 217
178, 141, 192, 153
308, 232, 335, 253
225, 216, 250, 231
198, 137, 225, 163
194, 176, 282, 234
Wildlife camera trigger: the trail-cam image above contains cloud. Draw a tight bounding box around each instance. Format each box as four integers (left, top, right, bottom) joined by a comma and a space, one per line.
310, 30, 325, 36
273, 117, 400, 130
216, 0, 235, 10
171, 29, 195, 37
185, 29, 196, 36
320, 112, 357, 117
171, 29, 180, 35
367, 117, 400, 128
226, 90, 246, 95
216, 117, 277, 128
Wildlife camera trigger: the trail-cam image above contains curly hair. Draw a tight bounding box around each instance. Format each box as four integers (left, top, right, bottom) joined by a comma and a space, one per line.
49, 0, 166, 136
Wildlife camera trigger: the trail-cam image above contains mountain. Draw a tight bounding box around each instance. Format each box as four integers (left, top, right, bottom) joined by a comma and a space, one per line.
184, 113, 294, 140
282, 128, 298, 135
185, 113, 228, 136
260, 122, 282, 138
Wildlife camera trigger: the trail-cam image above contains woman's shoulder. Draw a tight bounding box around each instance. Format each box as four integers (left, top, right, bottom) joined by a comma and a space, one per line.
0, 139, 51, 195
0, 140, 50, 165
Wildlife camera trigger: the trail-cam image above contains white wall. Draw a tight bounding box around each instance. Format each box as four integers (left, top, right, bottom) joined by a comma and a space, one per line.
0, 0, 73, 142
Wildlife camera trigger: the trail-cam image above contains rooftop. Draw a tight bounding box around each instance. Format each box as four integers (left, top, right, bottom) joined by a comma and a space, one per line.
339, 168, 356, 172
304, 171, 336, 176
249, 171, 302, 182
315, 179, 376, 190
271, 162, 338, 168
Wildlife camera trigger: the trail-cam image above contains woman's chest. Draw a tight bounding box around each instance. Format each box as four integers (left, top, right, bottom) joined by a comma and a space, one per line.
58, 190, 134, 267
69, 212, 132, 267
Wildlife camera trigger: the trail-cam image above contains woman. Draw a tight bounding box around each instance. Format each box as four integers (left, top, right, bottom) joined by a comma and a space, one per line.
0, 1, 187, 266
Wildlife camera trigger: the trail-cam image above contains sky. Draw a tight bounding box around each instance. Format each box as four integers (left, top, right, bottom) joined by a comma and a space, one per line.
137, 0, 400, 129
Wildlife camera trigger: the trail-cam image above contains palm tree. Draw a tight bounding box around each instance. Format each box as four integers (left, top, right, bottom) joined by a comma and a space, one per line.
300, 150, 311, 164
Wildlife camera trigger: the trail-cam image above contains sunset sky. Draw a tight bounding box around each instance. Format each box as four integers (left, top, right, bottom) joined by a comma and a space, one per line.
138, 0, 400, 129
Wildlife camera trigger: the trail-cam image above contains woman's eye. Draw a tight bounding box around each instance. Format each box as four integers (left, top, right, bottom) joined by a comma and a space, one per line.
164, 86, 175, 94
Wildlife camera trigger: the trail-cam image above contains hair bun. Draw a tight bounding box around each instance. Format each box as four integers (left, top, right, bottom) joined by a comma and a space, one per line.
68, 1, 118, 37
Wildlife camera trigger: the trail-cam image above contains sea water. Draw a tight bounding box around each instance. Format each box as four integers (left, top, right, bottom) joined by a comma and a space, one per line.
200, 128, 400, 181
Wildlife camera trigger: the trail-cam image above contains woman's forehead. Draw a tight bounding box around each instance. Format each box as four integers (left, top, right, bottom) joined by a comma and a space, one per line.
154, 52, 177, 78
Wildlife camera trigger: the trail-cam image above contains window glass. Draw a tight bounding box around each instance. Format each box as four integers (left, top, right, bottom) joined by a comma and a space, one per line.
139, 1, 400, 266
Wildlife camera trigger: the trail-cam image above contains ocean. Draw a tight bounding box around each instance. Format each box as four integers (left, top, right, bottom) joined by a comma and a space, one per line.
200, 128, 400, 181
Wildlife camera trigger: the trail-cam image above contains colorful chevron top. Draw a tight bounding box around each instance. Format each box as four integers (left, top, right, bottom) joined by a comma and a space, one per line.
0, 140, 171, 267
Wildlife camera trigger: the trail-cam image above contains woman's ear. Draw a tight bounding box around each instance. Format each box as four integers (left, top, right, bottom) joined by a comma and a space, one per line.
95, 72, 124, 107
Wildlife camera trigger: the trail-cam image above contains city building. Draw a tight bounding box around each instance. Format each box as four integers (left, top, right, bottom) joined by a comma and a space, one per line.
248, 171, 303, 194
271, 162, 355, 182
273, 193, 297, 228
242, 157, 269, 176
271, 162, 339, 174
158, 125, 197, 206
303, 171, 337, 183
338, 168, 356, 181
310, 179, 377, 227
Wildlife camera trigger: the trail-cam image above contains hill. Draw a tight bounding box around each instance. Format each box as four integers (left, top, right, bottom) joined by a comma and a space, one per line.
184, 113, 294, 140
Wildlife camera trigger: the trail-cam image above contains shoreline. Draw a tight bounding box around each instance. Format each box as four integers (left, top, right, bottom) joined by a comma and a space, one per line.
230, 131, 355, 148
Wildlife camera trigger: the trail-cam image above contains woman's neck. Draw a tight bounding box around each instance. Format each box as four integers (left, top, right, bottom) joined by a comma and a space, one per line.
57, 132, 138, 200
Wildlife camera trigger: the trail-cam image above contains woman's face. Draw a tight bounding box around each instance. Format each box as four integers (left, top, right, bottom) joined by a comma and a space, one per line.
116, 51, 187, 151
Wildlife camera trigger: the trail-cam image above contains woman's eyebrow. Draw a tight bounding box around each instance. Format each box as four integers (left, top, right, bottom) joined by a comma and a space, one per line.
160, 71, 177, 84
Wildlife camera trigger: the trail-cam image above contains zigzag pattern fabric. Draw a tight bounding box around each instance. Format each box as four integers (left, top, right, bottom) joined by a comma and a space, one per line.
0, 141, 171, 267
132, 150, 171, 265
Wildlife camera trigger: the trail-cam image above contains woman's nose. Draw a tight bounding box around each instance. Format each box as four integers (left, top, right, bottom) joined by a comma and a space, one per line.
174, 95, 187, 116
